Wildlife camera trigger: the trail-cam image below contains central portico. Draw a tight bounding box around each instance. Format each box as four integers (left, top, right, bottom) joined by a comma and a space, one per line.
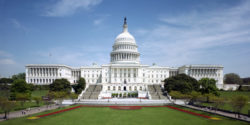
99, 17, 149, 98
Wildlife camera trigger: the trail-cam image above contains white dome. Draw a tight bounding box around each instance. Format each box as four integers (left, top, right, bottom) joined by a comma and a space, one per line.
115, 30, 136, 44
110, 17, 140, 64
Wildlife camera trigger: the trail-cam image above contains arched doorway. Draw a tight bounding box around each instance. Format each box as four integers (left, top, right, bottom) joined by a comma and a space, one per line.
124, 86, 126, 91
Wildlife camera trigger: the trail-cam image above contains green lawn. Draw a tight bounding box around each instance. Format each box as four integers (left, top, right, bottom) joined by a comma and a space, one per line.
31, 90, 49, 97
200, 91, 250, 114
0, 106, 248, 125
218, 91, 250, 99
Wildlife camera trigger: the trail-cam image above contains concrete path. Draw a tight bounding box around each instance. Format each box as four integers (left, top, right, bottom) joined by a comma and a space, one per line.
182, 104, 250, 122
0, 104, 60, 122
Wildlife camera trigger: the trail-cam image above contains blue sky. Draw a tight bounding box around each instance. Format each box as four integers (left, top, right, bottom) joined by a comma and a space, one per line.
0, 0, 250, 77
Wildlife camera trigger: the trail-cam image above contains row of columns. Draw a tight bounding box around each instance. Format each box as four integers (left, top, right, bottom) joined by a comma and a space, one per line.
113, 45, 136, 51
72, 71, 81, 77
111, 68, 138, 78
189, 69, 218, 76
111, 53, 138, 62
29, 78, 55, 84
28, 68, 59, 77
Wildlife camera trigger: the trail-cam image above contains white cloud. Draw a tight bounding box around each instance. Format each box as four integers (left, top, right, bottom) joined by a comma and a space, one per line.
93, 18, 103, 25
44, 0, 103, 17
0, 59, 15, 65
0, 50, 12, 57
10, 19, 28, 32
137, 1, 250, 66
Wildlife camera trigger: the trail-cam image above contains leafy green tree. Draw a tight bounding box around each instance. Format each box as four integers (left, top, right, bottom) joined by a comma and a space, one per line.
0, 97, 16, 119
242, 77, 250, 85
224, 73, 242, 85
72, 78, 86, 94
210, 96, 225, 112
11, 79, 30, 93
10, 79, 31, 100
12, 73, 25, 81
69, 93, 78, 101
16, 93, 30, 107
199, 78, 219, 102
189, 91, 202, 104
0, 78, 13, 84
49, 78, 71, 93
230, 95, 248, 118
0, 78, 12, 98
33, 97, 42, 106
169, 91, 190, 99
164, 74, 199, 94
49, 91, 67, 107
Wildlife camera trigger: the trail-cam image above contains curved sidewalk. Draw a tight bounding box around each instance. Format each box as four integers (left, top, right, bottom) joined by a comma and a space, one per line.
0, 104, 59, 122
182, 104, 250, 122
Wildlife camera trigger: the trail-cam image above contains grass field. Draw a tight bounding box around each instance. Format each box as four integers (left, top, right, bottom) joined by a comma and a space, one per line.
31, 90, 49, 97
201, 91, 250, 114
0, 105, 248, 125
218, 91, 250, 99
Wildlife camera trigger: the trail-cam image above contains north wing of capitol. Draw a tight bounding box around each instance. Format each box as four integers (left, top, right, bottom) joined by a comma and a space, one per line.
25, 18, 224, 98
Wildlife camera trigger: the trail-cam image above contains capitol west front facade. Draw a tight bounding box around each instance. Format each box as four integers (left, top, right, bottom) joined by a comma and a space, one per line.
25, 18, 224, 99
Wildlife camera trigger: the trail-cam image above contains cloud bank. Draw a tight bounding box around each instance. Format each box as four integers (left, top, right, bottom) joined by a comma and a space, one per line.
137, 1, 250, 67
44, 0, 103, 17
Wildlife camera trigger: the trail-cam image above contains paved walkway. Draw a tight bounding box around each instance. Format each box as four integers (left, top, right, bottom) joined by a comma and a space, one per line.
182, 104, 250, 122
0, 104, 60, 122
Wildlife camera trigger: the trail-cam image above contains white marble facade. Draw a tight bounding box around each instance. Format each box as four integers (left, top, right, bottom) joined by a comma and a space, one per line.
25, 18, 224, 96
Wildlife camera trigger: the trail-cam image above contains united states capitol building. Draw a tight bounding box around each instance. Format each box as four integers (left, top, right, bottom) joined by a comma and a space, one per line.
25, 18, 224, 99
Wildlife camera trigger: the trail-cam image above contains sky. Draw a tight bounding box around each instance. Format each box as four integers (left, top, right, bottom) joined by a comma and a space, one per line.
0, 0, 250, 78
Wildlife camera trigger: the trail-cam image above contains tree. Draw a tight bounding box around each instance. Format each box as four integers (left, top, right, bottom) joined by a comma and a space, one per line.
33, 97, 42, 106
16, 93, 30, 107
72, 78, 86, 94
242, 77, 250, 85
69, 93, 78, 101
164, 74, 199, 94
0, 78, 12, 98
49, 78, 71, 93
0, 97, 16, 119
12, 73, 25, 81
49, 91, 67, 107
189, 91, 202, 104
0, 78, 13, 84
230, 95, 248, 118
199, 78, 219, 102
210, 96, 225, 112
224, 73, 242, 85
10, 79, 31, 100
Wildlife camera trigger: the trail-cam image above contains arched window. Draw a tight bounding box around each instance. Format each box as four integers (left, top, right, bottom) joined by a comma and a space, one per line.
108, 86, 110, 90
129, 86, 132, 91
113, 86, 116, 91
134, 86, 137, 91
140, 86, 142, 91
118, 86, 121, 90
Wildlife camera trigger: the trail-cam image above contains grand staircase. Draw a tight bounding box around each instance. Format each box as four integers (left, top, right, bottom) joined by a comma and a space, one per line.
148, 84, 168, 100
81, 85, 102, 99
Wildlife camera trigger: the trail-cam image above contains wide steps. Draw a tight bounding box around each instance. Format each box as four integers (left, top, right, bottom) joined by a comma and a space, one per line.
82, 85, 102, 100
148, 85, 168, 100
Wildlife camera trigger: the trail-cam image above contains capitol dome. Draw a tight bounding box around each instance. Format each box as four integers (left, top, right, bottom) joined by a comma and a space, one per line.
110, 17, 140, 64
